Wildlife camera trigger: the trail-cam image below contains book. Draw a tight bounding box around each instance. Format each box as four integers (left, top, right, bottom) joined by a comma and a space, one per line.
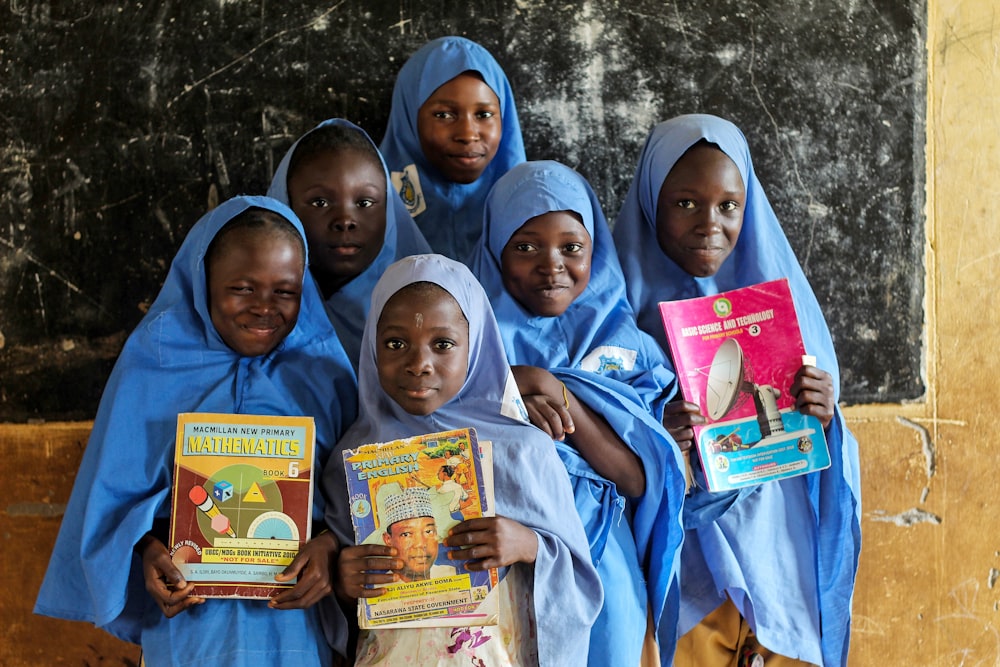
168, 412, 316, 598
658, 278, 831, 492
343, 427, 499, 629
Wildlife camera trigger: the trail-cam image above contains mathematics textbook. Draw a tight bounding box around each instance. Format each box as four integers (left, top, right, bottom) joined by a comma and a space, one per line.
659, 278, 830, 492
168, 412, 315, 598
342, 427, 498, 629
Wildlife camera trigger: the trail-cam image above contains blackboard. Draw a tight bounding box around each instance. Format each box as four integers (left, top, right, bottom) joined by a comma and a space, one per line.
0, 0, 926, 420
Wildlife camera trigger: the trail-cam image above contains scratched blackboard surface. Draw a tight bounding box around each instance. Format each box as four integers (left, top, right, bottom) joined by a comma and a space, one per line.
0, 1, 925, 420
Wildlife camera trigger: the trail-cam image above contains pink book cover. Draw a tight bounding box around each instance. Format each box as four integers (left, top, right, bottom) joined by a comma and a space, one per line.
658, 278, 830, 491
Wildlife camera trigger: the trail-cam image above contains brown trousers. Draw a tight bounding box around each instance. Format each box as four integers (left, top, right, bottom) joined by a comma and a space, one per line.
673, 598, 817, 667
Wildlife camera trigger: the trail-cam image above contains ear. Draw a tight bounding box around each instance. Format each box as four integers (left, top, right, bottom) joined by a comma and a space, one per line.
382, 531, 392, 546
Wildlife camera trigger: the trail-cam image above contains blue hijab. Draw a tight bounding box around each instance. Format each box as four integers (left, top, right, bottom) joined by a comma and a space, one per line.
323, 254, 601, 667
470, 161, 688, 664
614, 115, 861, 667
268, 118, 431, 367
34, 196, 358, 665
380, 36, 526, 262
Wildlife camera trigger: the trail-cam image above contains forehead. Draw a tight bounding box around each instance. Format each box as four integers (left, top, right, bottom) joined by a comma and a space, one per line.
379, 284, 467, 327
665, 144, 744, 190
209, 225, 303, 268
292, 146, 383, 181
512, 210, 589, 237
425, 71, 499, 106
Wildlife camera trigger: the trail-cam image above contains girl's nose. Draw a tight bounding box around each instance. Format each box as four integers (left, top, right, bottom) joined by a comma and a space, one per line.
537, 248, 565, 274
453, 114, 480, 142
405, 347, 433, 375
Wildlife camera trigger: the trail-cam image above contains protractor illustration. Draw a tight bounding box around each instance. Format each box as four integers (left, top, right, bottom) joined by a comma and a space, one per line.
247, 511, 299, 541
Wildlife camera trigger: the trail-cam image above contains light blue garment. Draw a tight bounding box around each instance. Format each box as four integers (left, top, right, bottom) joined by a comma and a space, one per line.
322, 254, 602, 667
34, 196, 358, 666
613, 114, 862, 667
469, 161, 688, 666
380, 36, 526, 262
268, 118, 431, 368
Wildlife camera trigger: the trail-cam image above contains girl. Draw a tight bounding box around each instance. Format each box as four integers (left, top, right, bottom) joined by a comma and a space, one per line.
323, 254, 601, 666
269, 118, 431, 366
380, 36, 526, 262
469, 160, 688, 666
35, 196, 358, 666
613, 114, 861, 667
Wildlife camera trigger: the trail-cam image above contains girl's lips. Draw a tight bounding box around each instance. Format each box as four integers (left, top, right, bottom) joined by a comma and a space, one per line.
329, 244, 362, 256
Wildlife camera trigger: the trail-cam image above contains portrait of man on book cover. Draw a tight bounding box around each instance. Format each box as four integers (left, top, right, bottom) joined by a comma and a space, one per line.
380, 486, 458, 582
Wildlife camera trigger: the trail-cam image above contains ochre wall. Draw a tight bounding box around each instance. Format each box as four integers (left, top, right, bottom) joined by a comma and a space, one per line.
845, 0, 1000, 664
3, 0, 995, 664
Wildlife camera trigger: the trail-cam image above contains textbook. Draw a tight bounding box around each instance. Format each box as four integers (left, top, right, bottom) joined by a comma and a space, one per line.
343, 427, 498, 629
658, 278, 830, 492
168, 412, 316, 598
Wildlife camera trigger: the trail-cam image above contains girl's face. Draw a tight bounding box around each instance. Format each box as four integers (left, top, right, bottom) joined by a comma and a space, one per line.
500, 211, 592, 317
208, 228, 303, 357
417, 72, 502, 184
287, 147, 387, 294
376, 286, 469, 416
655, 143, 745, 277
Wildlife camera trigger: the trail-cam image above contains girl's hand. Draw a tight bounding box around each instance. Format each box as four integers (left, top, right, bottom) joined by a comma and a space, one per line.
335, 544, 401, 601
510, 365, 574, 440
139, 534, 203, 617
663, 400, 706, 453
791, 364, 835, 429
269, 531, 338, 610
444, 516, 538, 570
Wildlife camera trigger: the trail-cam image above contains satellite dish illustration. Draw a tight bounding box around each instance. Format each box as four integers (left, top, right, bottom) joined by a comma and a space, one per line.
703, 338, 813, 452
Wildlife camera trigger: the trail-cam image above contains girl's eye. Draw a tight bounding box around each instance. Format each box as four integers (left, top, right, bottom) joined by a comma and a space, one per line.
514, 242, 535, 252
309, 198, 329, 208
357, 198, 376, 209
384, 339, 406, 351
433, 110, 455, 120
720, 200, 740, 212
676, 199, 695, 210
275, 289, 299, 298
230, 286, 252, 294
434, 339, 456, 351
564, 242, 584, 253
476, 110, 495, 119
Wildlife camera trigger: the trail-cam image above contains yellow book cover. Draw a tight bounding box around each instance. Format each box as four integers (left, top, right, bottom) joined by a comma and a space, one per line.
343, 427, 498, 628
168, 412, 315, 598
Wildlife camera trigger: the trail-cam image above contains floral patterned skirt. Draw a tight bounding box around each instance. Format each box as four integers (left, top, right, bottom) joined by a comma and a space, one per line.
355, 565, 537, 667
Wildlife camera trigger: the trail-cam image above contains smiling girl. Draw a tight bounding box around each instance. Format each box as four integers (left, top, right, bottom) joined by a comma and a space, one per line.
35, 196, 358, 666
323, 254, 600, 666
269, 119, 430, 367
380, 37, 525, 262
614, 114, 861, 667
470, 160, 688, 666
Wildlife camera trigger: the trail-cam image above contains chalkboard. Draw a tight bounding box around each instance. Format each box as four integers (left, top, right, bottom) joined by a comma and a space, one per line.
0, 0, 925, 420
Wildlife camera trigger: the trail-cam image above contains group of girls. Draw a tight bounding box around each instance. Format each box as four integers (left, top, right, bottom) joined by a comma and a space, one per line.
35, 34, 860, 667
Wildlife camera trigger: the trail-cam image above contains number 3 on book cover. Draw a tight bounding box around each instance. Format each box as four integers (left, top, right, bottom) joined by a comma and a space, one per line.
169, 413, 316, 598
659, 278, 831, 492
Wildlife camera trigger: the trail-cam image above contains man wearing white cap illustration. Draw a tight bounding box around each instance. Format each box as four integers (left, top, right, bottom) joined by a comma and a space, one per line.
382, 486, 456, 582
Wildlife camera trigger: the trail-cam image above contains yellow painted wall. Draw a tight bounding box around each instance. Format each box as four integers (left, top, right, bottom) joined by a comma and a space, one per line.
845, 0, 1000, 664
3, 0, 995, 664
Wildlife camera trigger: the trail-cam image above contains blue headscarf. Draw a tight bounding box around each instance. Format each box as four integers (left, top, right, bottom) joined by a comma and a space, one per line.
470, 161, 688, 664
268, 118, 431, 367
35, 196, 358, 665
380, 36, 526, 262
614, 115, 861, 667
323, 254, 601, 667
